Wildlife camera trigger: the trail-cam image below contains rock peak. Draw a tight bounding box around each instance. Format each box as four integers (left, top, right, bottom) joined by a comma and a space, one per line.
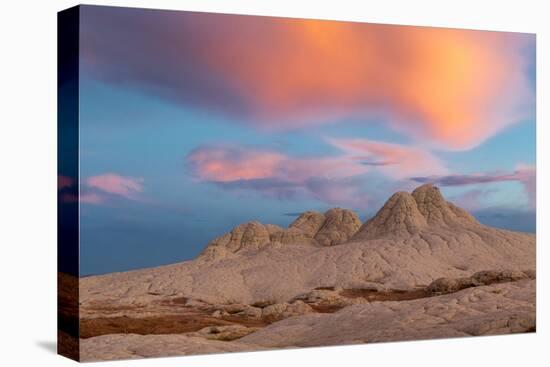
352, 191, 427, 240
199, 185, 480, 261
412, 184, 445, 205
353, 184, 479, 240
411, 184, 448, 225
199, 208, 363, 261
315, 208, 361, 246
411, 184, 477, 226
412, 183, 441, 195
290, 211, 326, 237
198, 221, 274, 261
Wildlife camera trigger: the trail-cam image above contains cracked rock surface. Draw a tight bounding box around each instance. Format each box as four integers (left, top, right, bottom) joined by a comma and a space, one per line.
80, 279, 535, 361
80, 185, 534, 306
239, 279, 535, 347
80, 334, 261, 361
77, 184, 536, 361
314, 208, 362, 246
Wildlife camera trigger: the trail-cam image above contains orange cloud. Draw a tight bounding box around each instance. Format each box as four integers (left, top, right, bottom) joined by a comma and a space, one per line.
206, 23, 533, 150
186, 147, 285, 182
83, 9, 534, 150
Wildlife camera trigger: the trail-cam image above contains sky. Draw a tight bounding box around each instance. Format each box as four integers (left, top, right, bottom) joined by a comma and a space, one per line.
60, 6, 536, 276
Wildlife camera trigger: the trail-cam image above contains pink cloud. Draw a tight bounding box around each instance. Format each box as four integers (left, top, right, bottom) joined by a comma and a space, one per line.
86, 173, 144, 199
58, 173, 146, 205
58, 175, 74, 190
186, 145, 370, 206
187, 145, 368, 184
187, 140, 453, 207
187, 147, 285, 182
515, 164, 536, 209
61, 192, 104, 205
327, 138, 448, 179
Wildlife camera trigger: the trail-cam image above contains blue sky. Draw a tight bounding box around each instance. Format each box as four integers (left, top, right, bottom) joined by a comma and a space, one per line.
68, 6, 535, 276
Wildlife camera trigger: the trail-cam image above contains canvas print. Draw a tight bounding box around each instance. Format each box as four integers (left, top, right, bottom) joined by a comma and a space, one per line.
58, 5, 536, 362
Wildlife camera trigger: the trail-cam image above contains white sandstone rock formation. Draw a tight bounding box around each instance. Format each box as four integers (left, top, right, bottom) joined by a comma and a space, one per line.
314, 208, 362, 246
240, 279, 535, 347
80, 334, 261, 361
80, 184, 535, 306
80, 280, 535, 361
199, 208, 362, 261
289, 210, 327, 237
78, 184, 536, 362
261, 300, 313, 320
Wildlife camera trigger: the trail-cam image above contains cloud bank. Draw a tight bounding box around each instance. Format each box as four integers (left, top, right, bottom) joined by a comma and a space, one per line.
186, 140, 448, 207
186, 145, 370, 206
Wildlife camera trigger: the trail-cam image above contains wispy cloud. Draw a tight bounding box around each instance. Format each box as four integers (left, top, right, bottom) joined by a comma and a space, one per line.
58, 173, 145, 205
187, 145, 368, 184
327, 138, 448, 179
61, 192, 105, 205
514, 164, 536, 209
412, 173, 515, 186
185, 147, 286, 183
86, 173, 144, 199
411, 164, 536, 208
186, 145, 370, 207
186, 140, 449, 207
